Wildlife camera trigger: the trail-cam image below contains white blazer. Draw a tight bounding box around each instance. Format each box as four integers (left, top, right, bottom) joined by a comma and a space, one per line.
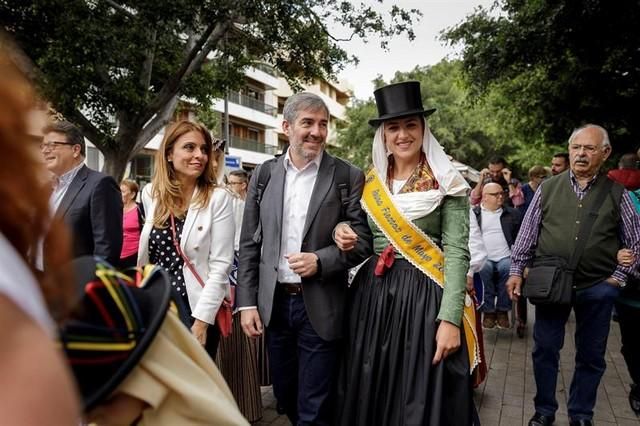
138, 185, 235, 325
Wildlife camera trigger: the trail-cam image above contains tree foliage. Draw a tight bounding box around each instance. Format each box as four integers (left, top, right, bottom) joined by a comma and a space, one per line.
442, 0, 640, 155
334, 61, 524, 174
1, 0, 420, 179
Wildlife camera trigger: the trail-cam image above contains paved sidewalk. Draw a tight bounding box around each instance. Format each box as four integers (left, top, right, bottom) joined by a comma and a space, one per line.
255, 305, 639, 425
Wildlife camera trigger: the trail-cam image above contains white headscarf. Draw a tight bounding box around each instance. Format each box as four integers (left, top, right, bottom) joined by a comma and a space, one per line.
371, 122, 469, 220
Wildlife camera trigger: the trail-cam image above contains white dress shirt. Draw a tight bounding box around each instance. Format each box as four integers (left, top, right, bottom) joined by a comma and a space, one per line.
478, 205, 511, 262
277, 150, 323, 283
50, 162, 84, 213
35, 162, 85, 271
467, 208, 488, 276
232, 196, 245, 252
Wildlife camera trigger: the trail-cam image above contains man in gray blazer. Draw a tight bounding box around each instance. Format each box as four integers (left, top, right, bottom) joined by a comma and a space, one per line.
41, 120, 122, 266
237, 93, 372, 425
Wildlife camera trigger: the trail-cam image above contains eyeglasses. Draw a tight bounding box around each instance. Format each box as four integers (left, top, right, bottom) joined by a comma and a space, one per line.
569, 144, 602, 154
486, 192, 505, 198
40, 141, 76, 151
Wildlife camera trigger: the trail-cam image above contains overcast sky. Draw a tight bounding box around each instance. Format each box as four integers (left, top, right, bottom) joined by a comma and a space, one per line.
337, 0, 494, 100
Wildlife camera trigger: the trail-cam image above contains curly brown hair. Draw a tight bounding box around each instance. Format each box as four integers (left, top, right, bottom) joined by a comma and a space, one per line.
0, 48, 72, 321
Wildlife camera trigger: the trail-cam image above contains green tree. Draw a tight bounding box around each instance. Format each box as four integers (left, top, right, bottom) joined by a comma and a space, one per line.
442, 0, 640, 155
335, 60, 521, 174
2, 0, 420, 179
330, 99, 376, 168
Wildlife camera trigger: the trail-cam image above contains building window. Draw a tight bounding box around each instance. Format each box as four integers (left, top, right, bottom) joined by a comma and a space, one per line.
247, 128, 259, 141
130, 155, 154, 188
86, 146, 100, 170
278, 97, 286, 115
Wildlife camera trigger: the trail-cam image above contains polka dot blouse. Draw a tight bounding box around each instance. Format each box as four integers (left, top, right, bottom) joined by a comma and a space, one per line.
149, 217, 188, 301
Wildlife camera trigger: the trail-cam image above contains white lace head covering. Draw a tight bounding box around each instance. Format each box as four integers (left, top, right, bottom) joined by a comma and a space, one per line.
371, 119, 470, 219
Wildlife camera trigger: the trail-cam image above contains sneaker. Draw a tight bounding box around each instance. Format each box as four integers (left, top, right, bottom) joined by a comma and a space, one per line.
482, 312, 497, 329
497, 311, 511, 329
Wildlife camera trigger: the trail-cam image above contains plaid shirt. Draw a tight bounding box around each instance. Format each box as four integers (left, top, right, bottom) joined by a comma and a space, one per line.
510, 171, 640, 283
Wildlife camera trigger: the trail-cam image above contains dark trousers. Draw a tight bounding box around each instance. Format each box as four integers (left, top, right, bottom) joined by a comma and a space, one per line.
478, 257, 512, 312
532, 280, 620, 421
267, 291, 339, 426
615, 301, 640, 386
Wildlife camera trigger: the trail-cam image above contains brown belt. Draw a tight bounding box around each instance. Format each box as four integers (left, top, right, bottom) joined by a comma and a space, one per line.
278, 282, 302, 295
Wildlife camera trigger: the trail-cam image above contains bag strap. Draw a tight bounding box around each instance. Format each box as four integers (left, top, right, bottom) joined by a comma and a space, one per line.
333, 158, 351, 218
137, 203, 145, 229
170, 213, 205, 288
566, 177, 615, 272
256, 158, 277, 204
169, 214, 232, 309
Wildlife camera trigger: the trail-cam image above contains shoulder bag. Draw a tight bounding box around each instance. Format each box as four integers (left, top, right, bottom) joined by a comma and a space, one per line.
523, 178, 614, 305
170, 214, 233, 337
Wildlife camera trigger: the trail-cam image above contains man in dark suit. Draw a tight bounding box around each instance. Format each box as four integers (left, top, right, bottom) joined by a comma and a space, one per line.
41, 120, 122, 266
237, 93, 372, 425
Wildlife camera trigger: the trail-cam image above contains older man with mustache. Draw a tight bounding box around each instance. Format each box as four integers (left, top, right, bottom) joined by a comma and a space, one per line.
506, 124, 640, 426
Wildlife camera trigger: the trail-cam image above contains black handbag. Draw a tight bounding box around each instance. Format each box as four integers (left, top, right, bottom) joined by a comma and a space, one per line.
522, 178, 614, 305
523, 256, 574, 305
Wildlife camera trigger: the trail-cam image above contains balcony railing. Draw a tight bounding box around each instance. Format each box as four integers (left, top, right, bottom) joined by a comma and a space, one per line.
227, 91, 278, 117
230, 136, 282, 155
251, 63, 280, 77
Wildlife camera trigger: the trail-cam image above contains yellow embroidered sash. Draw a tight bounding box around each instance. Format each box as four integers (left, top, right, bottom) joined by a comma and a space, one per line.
361, 169, 481, 374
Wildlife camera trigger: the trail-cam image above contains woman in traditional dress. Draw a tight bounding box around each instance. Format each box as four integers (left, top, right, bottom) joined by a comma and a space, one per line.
137, 120, 234, 358
334, 81, 478, 425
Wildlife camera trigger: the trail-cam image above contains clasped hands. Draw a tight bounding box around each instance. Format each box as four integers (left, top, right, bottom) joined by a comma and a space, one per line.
334, 222, 460, 363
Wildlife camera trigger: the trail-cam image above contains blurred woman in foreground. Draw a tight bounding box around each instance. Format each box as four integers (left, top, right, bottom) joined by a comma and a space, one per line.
0, 47, 79, 424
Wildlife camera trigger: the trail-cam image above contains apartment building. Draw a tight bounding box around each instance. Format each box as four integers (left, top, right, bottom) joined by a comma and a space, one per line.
127, 64, 353, 185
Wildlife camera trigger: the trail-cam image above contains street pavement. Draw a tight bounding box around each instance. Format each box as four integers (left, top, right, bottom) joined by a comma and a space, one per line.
254, 304, 639, 425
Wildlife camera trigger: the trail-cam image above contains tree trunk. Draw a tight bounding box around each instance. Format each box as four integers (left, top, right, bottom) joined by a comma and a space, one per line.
102, 146, 133, 182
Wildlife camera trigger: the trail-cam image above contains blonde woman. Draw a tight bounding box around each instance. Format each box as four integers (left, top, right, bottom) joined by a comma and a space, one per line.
137, 120, 234, 357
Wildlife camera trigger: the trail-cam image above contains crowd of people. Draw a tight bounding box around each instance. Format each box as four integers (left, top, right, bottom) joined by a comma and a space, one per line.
1, 42, 639, 426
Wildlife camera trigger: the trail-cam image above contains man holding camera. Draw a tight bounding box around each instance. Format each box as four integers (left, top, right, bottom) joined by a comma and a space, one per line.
470, 156, 524, 208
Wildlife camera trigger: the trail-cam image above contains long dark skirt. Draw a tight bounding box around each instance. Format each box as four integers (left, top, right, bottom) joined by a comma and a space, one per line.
336, 257, 474, 426
216, 317, 263, 422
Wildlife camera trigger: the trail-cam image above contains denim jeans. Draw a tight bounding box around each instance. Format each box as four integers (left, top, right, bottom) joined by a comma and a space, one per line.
532, 280, 621, 421
615, 301, 640, 386
478, 257, 512, 312
267, 291, 339, 426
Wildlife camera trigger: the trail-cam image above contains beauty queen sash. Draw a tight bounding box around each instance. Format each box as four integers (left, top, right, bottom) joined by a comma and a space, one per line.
361, 169, 481, 374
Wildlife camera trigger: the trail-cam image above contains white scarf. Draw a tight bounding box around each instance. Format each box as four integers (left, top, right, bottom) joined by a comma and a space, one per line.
371, 123, 469, 220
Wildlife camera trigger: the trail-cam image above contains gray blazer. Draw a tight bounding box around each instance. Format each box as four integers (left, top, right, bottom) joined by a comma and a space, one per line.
236, 153, 372, 341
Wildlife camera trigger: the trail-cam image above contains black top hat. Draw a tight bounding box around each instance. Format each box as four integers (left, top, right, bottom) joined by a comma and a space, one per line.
368, 81, 436, 127
59, 257, 172, 410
